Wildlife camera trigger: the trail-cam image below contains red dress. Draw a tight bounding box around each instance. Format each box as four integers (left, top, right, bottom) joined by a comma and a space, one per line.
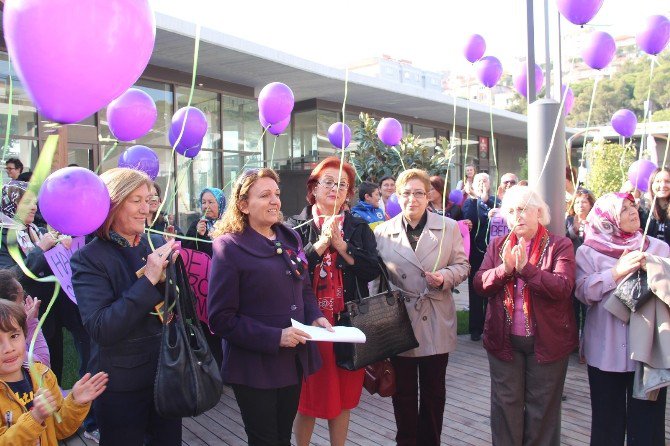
298, 215, 364, 419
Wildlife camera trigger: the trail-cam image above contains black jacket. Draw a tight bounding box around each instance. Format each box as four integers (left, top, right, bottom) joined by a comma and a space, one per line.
639, 206, 670, 246
285, 207, 380, 304
71, 235, 166, 392
183, 219, 213, 257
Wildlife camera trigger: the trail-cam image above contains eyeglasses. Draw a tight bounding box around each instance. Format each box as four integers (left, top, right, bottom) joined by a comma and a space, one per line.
502, 180, 517, 185
149, 196, 160, 203
319, 179, 349, 191
4, 167, 16, 171
400, 190, 427, 199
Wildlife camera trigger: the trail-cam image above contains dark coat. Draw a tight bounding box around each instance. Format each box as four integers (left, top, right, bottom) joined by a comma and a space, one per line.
462, 196, 499, 270
474, 234, 578, 363
207, 223, 323, 389
285, 207, 381, 304
183, 219, 213, 257
639, 206, 670, 246
71, 235, 166, 392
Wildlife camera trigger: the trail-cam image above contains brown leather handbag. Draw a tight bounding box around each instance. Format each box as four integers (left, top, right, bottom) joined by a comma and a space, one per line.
363, 359, 396, 397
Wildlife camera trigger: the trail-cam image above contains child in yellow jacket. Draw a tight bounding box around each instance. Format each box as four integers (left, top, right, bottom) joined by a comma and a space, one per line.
0, 300, 108, 445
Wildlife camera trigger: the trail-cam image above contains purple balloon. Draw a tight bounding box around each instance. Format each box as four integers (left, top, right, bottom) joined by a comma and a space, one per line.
449, 189, 465, 206
258, 82, 294, 125
385, 194, 402, 218
260, 113, 290, 136
637, 15, 670, 56
513, 63, 544, 98
582, 31, 615, 70
3, 0, 155, 124
628, 160, 658, 192
463, 34, 486, 63
562, 85, 575, 115
611, 109, 638, 138
475, 56, 503, 88
328, 122, 352, 149
38, 167, 110, 236
377, 118, 403, 146
107, 88, 157, 142
556, 0, 604, 26
118, 145, 160, 180
169, 106, 208, 157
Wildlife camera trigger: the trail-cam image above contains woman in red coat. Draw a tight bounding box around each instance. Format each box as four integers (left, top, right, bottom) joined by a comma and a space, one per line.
474, 185, 576, 446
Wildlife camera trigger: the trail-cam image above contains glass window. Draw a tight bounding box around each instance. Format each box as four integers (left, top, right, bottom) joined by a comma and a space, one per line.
176, 87, 221, 150
176, 149, 223, 228
316, 109, 339, 159
292, 110, 317, 169
265, 130, 291, 171
411, 125, 436, 150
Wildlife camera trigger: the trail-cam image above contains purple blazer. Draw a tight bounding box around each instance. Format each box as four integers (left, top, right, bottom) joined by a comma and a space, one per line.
207, 223, 323, 389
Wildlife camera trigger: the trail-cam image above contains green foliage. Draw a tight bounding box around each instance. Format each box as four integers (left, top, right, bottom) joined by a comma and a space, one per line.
349, 113, 453, 183
652, 109, 670, 122
585, 141, 636, 198
518, 155, 529, 180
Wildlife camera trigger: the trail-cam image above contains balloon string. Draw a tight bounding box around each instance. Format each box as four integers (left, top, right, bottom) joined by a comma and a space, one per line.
391, 146, 406, 171
95, 141, 119, 174
432, 146, 456, 272
488, 90, 499, 207
582, 76, 599, 172
153, 23, 201, 229
269, 136, 277, 168
464, 78, 471, 180
145, 227, 213, 244
333, 68, 350, 217
1, 54, 13, 164
639, 56, 656, 160
640, 130, 670, 250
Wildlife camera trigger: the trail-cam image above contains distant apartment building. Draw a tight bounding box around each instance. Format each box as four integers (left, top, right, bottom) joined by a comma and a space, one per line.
348, 55, 443, 92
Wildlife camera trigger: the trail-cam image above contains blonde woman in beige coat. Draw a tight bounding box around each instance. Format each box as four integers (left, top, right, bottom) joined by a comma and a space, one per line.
374, 169, 470, 446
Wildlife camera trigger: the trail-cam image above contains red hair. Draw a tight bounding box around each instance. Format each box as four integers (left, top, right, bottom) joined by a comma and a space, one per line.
306, 157, 356, 205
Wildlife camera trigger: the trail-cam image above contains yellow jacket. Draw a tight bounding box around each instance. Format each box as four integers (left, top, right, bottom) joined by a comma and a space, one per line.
0, 362, 90, 446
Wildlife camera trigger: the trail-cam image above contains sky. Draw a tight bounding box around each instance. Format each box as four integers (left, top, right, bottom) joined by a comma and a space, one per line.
149, 0, 669, 75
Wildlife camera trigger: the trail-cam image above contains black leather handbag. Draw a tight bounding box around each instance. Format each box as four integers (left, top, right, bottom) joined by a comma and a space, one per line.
613, 269, 655, 312
335, 263, 419, 371
154, 255, 223, 418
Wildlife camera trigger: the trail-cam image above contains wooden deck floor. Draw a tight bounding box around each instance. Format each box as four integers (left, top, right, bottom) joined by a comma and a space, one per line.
62, 335, 670, 446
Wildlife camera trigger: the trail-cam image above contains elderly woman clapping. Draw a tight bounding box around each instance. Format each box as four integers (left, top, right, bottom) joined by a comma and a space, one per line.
474, 186, 576, 446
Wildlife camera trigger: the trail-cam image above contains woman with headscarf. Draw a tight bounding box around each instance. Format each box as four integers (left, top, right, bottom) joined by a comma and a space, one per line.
183, 187, 226, 257
575, 192, 669, 445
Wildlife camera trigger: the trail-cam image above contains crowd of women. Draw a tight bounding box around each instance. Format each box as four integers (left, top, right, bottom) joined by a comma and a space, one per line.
1, 160, 669, 446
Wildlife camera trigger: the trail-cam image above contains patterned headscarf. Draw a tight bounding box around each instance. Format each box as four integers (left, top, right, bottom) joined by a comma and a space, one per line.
583, 192, 649, 258
1, 181, 29, 218
199, 187, 226, 231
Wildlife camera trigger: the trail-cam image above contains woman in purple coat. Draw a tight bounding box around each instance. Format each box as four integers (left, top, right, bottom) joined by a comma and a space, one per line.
207, 168, 331, 446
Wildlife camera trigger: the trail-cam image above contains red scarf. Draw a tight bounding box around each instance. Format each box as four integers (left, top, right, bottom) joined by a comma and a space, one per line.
502, 224, 550, 334
312, 206, 344, 323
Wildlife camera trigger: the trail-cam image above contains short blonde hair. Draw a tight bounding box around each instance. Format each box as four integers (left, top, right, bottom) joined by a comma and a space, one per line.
212, 168, 281, 236
97, 168, 152, 240
395, 169, 431, 193
500, 185, 551, 226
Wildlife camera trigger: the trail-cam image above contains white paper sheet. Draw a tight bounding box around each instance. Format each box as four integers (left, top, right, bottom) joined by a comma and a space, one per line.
290, 319, 366, 343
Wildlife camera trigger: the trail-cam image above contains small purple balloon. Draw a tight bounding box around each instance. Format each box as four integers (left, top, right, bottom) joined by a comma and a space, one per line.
475, 56, 503, 88
377, 118, 403, 146
611, 109, 638, 138
448, 189, 465, 206
628, 159, 658, 192
556, 0, 604, 26
38, 167, 111, 236
636, 15, 670, 56
327, 122, 352, 149
513, 63, 544, 98
169, 106, 208, 157
107, 88, 157, 142
582, 31, 615, 70
385, 193, 402, 218
258, 82, 294, 125
118, 145, 160, 180
3, 0, 156, 124
463, 34, 486, 63
562, 85, 575, 115
260, 113, 290, 136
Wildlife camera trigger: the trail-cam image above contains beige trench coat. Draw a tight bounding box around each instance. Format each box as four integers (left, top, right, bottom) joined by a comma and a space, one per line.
374, 212, 470, 357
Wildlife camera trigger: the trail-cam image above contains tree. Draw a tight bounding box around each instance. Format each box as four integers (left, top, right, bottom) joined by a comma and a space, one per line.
585, 141, 636, 198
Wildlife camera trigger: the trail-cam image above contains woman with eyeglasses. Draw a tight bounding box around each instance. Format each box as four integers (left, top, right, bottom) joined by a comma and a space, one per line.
286, 157, 379, 446
208, 168, 330, 446
183, 187, 226, 257
146, 182, 182, 237
374, 169, 469, 446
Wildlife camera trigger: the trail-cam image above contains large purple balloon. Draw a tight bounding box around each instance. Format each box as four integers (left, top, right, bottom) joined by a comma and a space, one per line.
556, 0, 604, 26
513, 63, 544, 98
377, 118, 403, 146
3, 0, 155, 124
582, 32, 615, 70
169, 106, 208, 157
38, 167, 110, 236
107, 88, 157, 142
611, 109, 638, 138
260, 113, 290, 136
118, 145, 160, 180
463, 34, 486, 63
385, 194, 402, 218
637, 15, 670, 56
476, 56, 503, 88
449, 189, 465, 206
328, 122, 352, 149
562, 85, 575, 115
258, 82, 294, 125
628, 160, 658, 192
